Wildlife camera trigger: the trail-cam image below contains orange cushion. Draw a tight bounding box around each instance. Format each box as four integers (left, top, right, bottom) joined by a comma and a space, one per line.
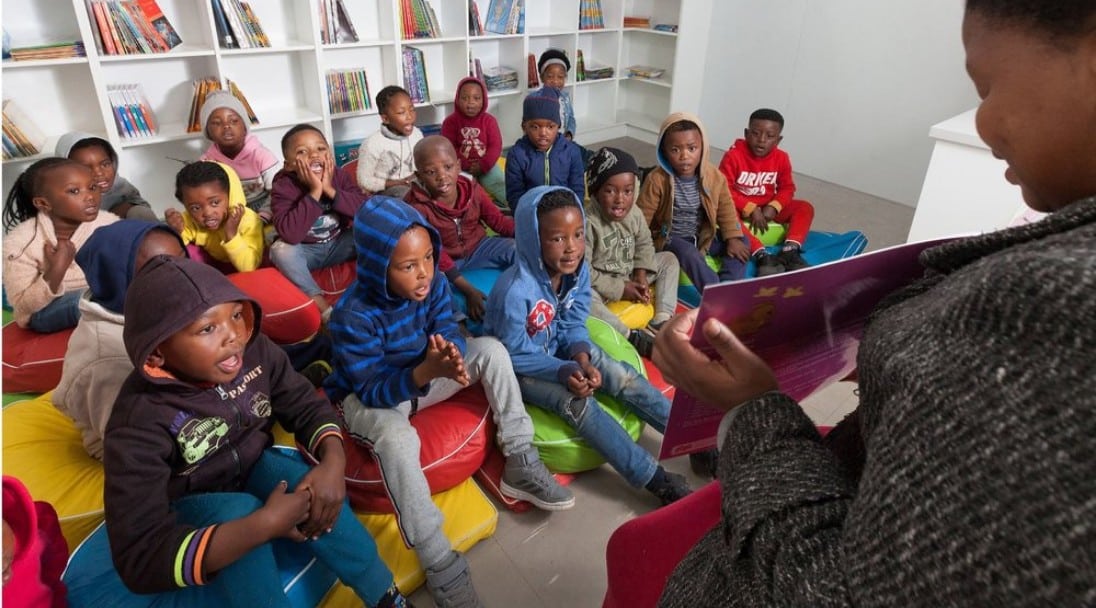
2, 324, 73, 393
227, 268, 321, 344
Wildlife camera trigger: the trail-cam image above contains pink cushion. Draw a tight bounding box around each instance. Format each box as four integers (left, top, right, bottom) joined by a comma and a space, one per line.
227, 268, 320, 345
2, 324, 73, 393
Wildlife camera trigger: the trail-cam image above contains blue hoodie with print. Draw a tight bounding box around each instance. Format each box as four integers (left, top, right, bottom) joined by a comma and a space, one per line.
483, 185, 592, 384
325, 196, 465, 408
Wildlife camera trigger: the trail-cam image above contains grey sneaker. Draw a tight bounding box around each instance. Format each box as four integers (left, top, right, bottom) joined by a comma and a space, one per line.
501, 447, 576, 510
425, 551, 482, 608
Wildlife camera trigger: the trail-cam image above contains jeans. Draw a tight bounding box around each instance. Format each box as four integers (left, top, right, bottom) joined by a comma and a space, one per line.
453, 236, 516, 272
27, 289, 83, 333
517, 344, 670, 488
270, 231, 356, 297
664, 234, 748, 292
79, 449, 395, 607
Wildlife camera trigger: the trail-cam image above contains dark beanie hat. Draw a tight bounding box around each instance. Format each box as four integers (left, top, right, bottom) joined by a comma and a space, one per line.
586, 147, 639, 193
538, 48, 570, 74
523, 87, 561, 124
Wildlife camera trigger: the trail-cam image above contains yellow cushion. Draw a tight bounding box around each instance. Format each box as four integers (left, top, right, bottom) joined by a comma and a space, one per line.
605, 298, 655, 330
2, 393, 105, 551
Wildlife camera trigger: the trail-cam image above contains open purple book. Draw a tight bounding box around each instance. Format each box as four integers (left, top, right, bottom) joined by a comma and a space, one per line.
659, 236, 959, 459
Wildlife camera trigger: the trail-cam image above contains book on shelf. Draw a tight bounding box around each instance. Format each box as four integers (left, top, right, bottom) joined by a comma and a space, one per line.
211, 0, 270, 49
482, 66, 518, 92
578, 0, 604, 30
658, 236, 958, 459
1, 100, 46, 160
420, 123, 442, 137
526, 53, 539, 88
484, 0, 524, 35
468, 53, 484, 82
107, 84, 158, 139
87, 0, 181, 55
626, 64, 665, 79
326, 68, 372, 114
623, 15, 652, 28
7, 41, 86, 61
468, 1, 485, 36
400, 0, 441, 40
653, 23, 678, 33
185, 78, 258, 133
319, 0, 359, 44
401, 46, 430, 104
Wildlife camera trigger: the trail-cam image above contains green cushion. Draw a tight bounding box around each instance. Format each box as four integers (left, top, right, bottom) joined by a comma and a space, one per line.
529, 317, 646, 473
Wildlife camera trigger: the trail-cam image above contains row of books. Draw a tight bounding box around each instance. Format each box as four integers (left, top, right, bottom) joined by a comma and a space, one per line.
185, 78, 258, 133
107, 84, 158, 139
578, 0, 605, 30
2, 100, 45, 160
6, 41, 85, 61
87, 0, 182, 55
484, 0, 525, 35
401, 46, 431, 104
623, 16, 651, 28
319, 0, 359, 45
326, 69, 372, 115
400, 0, 441, 40
575, 49, 614, 81
211, 0, 269, 49
627, 64, 665, 80
468, 1, 485, 36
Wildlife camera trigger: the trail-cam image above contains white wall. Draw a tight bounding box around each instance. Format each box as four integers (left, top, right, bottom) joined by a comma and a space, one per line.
698, 0, 978, 206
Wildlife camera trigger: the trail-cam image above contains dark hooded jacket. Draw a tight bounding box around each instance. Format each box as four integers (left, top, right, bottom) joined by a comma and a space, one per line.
102, 256, 341, 593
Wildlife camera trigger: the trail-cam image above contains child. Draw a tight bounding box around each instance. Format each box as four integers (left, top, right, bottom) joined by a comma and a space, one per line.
53, 220, 186, 460
356, 85, 424, 198
637, 112, 750, 292
405, 135, 516, 321
327, 195, 572, 607
440, 76, 506, 204
165, 161, 264, 273
2, 157, 118, 332
484, 186, 692, 506
537, 48, 576, 140
199, 90, 280, 223
718, 108, 815, 276
504, 87, 585, 210
55, 132, 158, 222
101, 255, 405, 607
584, 147, 679, 358
270, 124, 367, 319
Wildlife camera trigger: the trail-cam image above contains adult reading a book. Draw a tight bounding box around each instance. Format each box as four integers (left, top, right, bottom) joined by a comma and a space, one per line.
654, 0, 1096, 605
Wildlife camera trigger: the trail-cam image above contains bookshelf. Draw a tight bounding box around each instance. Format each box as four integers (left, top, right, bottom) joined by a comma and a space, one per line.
1, 0, 709, 211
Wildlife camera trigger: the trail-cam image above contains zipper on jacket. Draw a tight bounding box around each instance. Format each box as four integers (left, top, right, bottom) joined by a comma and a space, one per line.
543, 147, 552, 185
215, 383, 245, 481
451, 217, 464, 251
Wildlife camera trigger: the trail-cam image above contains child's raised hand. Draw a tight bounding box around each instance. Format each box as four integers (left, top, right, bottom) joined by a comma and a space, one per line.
566, 369, 593, 398
438, 336, 470, 385
41, 239, 76, 290
295, 157, 323, 199
749, 207, 770, 234
726, 237, 751, 263
320, 152, 337, 198
415, 334, 470, 386
223, 205, 244, 241
259, 480, 311, 542
165, 208, 185, 234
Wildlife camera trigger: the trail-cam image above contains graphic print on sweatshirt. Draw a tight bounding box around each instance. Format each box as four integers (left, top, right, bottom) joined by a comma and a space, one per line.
733, 170, 779, 198
526, 299, 556, 337
460, 126, 486, 159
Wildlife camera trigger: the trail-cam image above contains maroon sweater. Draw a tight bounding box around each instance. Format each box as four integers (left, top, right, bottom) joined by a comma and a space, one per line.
440, 76, 503, 174
270, 166, 368, 245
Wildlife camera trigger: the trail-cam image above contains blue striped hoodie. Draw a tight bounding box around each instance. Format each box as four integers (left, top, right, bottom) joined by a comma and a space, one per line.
325, 195, 465, 407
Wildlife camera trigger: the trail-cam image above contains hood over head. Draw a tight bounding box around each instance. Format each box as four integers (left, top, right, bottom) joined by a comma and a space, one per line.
122, 256, 260, 379
452, 76, 489, 117
352, 195, 442, 307
513, 185, 588, 286
55, 131, 118, 166
655, 111, 710, 175
76, 220, 187, 315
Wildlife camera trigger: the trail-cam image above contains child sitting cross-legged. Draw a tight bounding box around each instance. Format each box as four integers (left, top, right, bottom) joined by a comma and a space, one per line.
356, 85, 424, 198
584, 147, 679, 359
504, 87, 585, 211
165, 161, 264, 273
199, 90, 280, 224
101, 255, 406, 607
484, 186, 693, 506
404, 135, 516, 322
326, 195, 572, 608
270, 124, 367, 320
441, 77, 506, 204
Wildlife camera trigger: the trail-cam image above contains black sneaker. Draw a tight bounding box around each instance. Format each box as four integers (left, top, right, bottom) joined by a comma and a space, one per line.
645, 467, 693, 506
628, 329, 655, 359
756, 252, 786, 277
777, 248, 810, 272
300, 360, 332, 388
689, 449, 719, 479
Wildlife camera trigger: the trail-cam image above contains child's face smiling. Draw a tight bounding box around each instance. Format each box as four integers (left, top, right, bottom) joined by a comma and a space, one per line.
180, 181, 230, 230
152, 301, 249, 385
541, 64, 567, 89
662, 128, 702, 177
523, 119, 560, 152
283, 128, 328, 178
382, 93, 418, 137
206, 108, 246, 155
387, 225, 435, 302
595, 173, 636, 222
416, 145, 461, 204
457, 82, 484, 118
34, 165, 101, 229
744, 119, 783, 159
69, 143, 116, 193
538, 205, 585, 283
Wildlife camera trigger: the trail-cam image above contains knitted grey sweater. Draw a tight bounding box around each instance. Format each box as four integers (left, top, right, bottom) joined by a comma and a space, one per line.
660, 198, 1096, 607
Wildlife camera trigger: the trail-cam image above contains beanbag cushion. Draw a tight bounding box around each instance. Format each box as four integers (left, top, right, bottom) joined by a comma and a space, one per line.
311, 260, 356, 308
2, 323, 73, 394
605, 299, 655, 330
447, 268, 503, 336
228, 268, 321, 345
529, 317, 647, 474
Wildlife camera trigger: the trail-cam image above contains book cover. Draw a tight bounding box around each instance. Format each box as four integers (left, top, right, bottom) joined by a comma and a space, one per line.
210, 0, 236, 48
135, 0, 181, 49
226, 79, 259, 124
221, 0, 251, 48
658, 236, 959, 459
240, 3, 270, 47
122, 1, 166, 52
335, 0, 359, 43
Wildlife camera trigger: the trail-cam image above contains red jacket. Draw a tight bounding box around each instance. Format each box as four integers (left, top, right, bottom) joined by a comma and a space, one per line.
718, 138, 797, 216
404, 175, 514, 279
441, 77, 503, 174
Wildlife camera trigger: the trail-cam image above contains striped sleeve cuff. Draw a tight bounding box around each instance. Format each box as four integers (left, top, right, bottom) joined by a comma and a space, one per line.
307, 423, 344, 455
174, 525, 218, 587
768, 200, 783, 213
742, 202, 758, 216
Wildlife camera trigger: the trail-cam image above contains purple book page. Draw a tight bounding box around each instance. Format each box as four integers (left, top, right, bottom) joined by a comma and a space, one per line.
659, 237, 957, 459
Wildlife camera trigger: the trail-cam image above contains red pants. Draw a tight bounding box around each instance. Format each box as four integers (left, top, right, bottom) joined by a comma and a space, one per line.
743, 198, 815, 253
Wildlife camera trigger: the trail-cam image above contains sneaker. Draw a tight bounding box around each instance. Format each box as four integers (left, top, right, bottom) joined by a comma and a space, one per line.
777, 248, 810, 272
755, 252, 786, 277
300, 359, 333, 388
689, 449, 719, 479
501, 447, 575, 510
425, 551, 482, 608
645, 467, 693, 506
628, 329, 655, 359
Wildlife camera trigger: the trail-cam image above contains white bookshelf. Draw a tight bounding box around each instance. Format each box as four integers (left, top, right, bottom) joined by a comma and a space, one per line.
1, 0, 709, 211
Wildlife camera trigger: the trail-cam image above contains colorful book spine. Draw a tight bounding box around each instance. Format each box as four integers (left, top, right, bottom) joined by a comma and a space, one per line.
325, 69, 372, 115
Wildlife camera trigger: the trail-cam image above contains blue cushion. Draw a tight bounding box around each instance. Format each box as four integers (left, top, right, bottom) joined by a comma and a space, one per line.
448, 268, 504, 336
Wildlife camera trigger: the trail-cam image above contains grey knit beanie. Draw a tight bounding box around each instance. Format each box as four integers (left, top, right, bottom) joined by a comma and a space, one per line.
199, 90, 250, 139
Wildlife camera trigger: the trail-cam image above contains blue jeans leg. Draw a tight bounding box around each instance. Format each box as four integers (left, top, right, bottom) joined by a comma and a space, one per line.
270, 232, 355, 297
457, 236, 516, 271
664, 236, 718, 291
27, 289, 83, 333
710, 235, 749, 282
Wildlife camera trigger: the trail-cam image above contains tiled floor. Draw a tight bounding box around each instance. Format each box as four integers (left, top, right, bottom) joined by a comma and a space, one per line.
409, 137, 913, 606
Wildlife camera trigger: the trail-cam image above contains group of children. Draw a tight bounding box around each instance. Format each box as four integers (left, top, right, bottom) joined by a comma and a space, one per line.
1, 47, 817, 608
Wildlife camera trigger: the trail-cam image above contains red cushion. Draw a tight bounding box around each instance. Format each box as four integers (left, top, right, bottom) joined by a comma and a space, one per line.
2, 324, 73, 393
475, 445, 574, 513
302, 385, 495, 513
310, 260, 356, 308
227, 268, 320, 345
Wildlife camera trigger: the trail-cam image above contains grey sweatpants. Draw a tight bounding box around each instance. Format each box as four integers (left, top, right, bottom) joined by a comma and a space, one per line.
341, 336, 535, 569
589, 251, 680, 336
